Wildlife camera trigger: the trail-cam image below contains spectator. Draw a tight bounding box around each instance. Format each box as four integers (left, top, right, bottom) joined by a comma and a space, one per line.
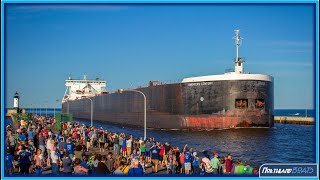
128, 158, 144, 175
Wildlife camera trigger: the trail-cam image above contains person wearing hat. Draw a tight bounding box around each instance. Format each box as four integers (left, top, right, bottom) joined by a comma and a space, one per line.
210, 151, 220, 174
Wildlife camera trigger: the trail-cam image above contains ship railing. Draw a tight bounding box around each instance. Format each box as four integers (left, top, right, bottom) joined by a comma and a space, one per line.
225, 68, 235, 73
128, 79, 183, 89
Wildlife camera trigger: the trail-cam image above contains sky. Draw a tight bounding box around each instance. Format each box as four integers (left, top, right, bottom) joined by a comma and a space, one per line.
4, 3, 316, 109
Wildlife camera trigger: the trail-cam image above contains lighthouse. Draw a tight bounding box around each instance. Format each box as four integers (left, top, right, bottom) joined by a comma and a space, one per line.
13, 92, 19, 113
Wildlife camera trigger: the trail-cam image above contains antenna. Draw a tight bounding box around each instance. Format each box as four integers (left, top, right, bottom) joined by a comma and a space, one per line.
233, 29, 243, 60
233, 29, 244, 74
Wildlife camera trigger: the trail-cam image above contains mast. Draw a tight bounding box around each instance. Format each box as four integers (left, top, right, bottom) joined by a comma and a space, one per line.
233, 29, 244, 74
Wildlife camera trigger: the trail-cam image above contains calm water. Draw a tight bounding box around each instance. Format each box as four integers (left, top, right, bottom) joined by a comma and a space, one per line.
7, 109, 316, 167
25, 108, 317, 117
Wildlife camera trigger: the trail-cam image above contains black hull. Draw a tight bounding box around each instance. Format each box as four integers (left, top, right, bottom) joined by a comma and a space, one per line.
62, 80, 274, 129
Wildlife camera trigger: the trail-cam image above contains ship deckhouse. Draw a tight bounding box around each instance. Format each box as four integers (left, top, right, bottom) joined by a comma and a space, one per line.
62, 75, 106, 102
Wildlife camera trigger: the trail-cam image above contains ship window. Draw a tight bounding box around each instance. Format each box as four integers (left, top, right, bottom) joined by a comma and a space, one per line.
255, 99, 265, 108
235, 99, 248, 108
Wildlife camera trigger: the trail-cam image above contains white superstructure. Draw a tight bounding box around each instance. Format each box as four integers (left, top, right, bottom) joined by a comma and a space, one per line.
62, 75, 106, 102
182, 29, 273, 83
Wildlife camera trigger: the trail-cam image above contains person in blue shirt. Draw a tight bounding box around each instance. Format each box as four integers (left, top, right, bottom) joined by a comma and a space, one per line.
18, 145, 31, 174
19, 132, 27, 142
64, 138, 75, 160
122, 137, 127, 157
80, 156, 90, 170
57, 131, 63, 142
150, 142, 161, 173
27, 129, 34, 142
184, 145, 192, 174
128, 159, 144, 175
133, 149, 139, 158
5, 149, 15, 175
192, 152, 200, 174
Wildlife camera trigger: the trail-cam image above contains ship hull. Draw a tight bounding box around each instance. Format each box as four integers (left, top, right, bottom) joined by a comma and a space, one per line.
63, 80, 274, 130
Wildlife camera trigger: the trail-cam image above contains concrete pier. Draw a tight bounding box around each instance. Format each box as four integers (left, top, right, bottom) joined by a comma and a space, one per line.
274, 116, 314, 125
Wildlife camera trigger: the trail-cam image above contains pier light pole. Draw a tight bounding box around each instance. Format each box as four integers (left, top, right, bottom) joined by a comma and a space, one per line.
84, 97, 93, 127
120, 89, 147, 140
54, 99, 59, 120
35, 103, 37, 115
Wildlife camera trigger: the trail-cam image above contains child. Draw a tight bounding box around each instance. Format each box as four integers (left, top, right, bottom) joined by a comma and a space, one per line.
133, 149, 139, 158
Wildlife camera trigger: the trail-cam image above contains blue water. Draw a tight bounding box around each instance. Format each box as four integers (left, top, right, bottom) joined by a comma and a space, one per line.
274, 109, 316, 118
5, 108, 316, 167
22, 108, 317, 117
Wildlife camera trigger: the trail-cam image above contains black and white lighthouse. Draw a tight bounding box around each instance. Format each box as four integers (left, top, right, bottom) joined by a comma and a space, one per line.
13, 92, 20, 113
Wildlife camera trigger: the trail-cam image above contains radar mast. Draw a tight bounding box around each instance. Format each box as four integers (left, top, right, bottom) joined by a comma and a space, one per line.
233, 29, 244, 74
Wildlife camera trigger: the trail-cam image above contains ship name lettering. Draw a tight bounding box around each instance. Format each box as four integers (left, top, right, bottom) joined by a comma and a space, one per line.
188, 82, 213, 86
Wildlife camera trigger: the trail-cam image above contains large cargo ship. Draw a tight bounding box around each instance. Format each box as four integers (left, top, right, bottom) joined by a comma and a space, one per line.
62, 30, 274, 130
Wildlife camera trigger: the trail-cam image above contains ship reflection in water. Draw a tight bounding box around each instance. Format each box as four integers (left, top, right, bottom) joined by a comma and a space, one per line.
74, 117, 315, 167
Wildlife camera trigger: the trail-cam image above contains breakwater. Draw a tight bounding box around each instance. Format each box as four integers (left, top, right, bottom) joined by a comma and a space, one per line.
274, 116, 314, 125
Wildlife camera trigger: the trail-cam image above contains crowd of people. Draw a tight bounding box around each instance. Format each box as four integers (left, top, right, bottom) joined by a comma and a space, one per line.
5, 114, 259, 176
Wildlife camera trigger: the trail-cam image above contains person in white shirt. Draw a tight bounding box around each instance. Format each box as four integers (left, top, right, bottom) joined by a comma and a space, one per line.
46, 137, 52, 156
50, 146, 59, 175
126, 137, 132, 156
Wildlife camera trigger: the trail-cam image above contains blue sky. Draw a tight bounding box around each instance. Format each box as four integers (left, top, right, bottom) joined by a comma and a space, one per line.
4, 3, 315, 109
